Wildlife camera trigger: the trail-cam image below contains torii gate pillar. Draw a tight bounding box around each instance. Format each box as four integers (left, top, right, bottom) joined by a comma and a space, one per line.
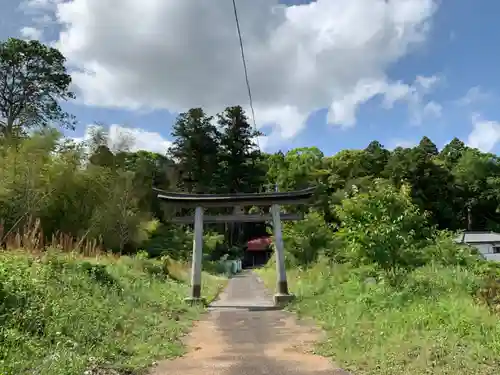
154, 187, 315, 305
187, 206, 205, 305
270, 204, 294, 304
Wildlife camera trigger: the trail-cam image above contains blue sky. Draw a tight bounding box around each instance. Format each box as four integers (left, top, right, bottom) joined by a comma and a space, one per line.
2, 0, 500, 155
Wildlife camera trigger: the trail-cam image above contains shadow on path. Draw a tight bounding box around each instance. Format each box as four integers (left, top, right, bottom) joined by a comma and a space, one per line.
150, 271, 351, 375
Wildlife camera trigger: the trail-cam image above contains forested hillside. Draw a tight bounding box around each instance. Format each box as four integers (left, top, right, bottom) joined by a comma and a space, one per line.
2, 37, 500, 375
2, 37, 500, 257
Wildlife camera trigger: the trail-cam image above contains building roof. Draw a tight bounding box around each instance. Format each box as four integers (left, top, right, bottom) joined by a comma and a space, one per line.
454, 231, 500, 244
247, 237, 272, 251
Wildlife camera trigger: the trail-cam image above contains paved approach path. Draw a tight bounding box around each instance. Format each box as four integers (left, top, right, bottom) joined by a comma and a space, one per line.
150, 271, 350, 375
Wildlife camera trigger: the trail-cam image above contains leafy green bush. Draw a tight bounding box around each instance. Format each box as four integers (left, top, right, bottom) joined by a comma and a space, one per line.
203, 232, 225, 258
335, 180, 433, 272
141, 224, 193, 259
0, 251, 225, 375
420, 231, 482, 267
257, 261, 500, 375
282, 211, 340, 266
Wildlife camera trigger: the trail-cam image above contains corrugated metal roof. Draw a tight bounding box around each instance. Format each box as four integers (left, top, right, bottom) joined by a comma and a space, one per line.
454, 231, 500, 244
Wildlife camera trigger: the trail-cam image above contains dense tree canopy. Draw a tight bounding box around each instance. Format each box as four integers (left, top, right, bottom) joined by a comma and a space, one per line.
0, 38, 75, 139
2, 37, 500, 260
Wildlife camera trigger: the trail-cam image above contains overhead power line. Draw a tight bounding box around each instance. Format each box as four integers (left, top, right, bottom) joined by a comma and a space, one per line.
231, 0, 260, 150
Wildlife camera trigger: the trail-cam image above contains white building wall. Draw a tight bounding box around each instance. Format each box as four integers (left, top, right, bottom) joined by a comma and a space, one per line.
470, 243, 500, 262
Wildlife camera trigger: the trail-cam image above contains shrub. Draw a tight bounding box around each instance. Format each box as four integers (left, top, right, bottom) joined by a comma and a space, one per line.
335, 180, 433, 273
257, 261, 500, 375
421, 231, 482, 267
281, 211, 339, 266
0, 251, 225, 375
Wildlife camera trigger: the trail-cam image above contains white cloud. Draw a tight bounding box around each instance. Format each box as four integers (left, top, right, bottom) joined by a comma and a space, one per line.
72, 124, 173, 154
456, 86, 494, 108
21, 0, 58, 10
331, 74, 442, 128
27, 0, 438, 143
415, 75, 439, 90
255, 105, 308, 148
422, 100, 442, 118
467, 115, 500, 153
388, 138, 417, 150
20, 26, 43, 40
19, 0, 62, 41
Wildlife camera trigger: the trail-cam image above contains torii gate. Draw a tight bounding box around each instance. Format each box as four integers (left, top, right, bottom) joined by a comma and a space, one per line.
155, 187, 315, 305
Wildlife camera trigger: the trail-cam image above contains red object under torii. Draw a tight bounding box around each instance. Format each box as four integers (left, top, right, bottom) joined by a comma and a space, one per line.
247, 236, 272, 251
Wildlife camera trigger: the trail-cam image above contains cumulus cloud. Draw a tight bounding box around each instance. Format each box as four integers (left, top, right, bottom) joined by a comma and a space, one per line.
332, 74, 442, 127
19, 0, 62, 42
20, 26, 43, 40
422, 101, 442, 118
387, 138, 417, 150
26, 0, 438, 142
455, 86, 494, 108
21, 0, 60, 11
72, 124, 173, 154
467, 115, 500, 153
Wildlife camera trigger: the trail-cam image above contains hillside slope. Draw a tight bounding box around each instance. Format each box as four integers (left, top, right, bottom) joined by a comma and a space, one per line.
0, 251, 225, 375
258, 262, 500, 375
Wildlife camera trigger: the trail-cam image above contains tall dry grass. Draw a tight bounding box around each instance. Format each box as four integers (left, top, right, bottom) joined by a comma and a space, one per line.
0, 216, 103, 256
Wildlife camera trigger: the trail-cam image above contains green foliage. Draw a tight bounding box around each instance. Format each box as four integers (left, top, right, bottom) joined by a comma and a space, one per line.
268, 147, 325, 191
282, 211, 339, 265
420, 231, 482, 267
0, 38, 76, 138
141, 224, 193, 260
217, 105, 265, 193
0, 132, 157, 253
169, 108, 220, 193
335, 180, 433, 272
258, 261, 500, 375
0, 251, 226, 375
203, 232, 225, 256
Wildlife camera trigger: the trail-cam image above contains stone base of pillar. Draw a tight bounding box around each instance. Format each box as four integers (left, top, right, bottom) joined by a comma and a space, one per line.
191, 284, 202, 298
273, 293, 295, 306
184, 296, 207, 306
277, 280, 289, 295
185, 284, 205, 306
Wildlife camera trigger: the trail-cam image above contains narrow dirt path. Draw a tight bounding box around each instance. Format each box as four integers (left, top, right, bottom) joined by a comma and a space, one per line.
150, 271, 351, 375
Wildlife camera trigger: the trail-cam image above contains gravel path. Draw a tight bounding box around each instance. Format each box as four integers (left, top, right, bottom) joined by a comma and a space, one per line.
150, 271, 351, 375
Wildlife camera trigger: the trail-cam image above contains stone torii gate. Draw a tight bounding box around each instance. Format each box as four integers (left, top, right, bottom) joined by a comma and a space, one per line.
155, 187, 315, 305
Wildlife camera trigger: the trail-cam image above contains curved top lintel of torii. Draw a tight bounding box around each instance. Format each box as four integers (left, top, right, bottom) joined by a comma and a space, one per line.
153, 187, 316, 207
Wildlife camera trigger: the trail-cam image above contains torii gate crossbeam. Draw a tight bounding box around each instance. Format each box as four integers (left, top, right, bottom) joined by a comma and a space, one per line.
154, 187, 315, 306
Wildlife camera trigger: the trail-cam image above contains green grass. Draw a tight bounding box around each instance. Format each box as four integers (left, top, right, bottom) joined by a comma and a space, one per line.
258, 261, 500, 375
0, 250, 226, 375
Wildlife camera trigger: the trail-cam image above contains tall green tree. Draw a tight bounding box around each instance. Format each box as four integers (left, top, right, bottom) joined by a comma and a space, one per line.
440, 137, 467, 168
0, 38, 76, 139
169, 108, 220, 193
361, 141, 390, 177
384, 137, 455, 228
216, 106, 266, 246
116, 150, 177, 219
452, 149, 500, 230
217, 106, 265, 193
418, 136, 439, 156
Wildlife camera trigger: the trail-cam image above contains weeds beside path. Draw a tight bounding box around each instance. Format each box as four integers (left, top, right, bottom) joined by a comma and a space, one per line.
0, 250, 226, 375
257, 262, 500, 375
151, 271, 350, 375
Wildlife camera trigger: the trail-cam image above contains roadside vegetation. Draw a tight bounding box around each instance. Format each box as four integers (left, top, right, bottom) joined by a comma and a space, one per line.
0, 250, 226, 375
258, 181, 500, 375
3, 35, 500, 375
